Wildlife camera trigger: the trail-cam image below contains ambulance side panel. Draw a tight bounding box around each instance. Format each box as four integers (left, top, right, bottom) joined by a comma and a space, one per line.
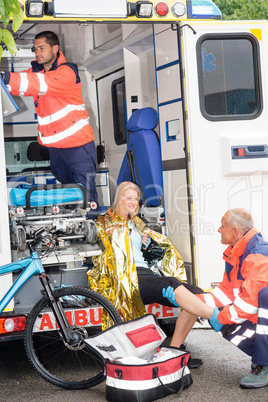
181, 20, 268, 288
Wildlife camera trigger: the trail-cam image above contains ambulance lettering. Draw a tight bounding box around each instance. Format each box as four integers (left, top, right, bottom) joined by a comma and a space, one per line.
39, 313, 54, 330
35, 307, 103, 332
145, 303, 180, 319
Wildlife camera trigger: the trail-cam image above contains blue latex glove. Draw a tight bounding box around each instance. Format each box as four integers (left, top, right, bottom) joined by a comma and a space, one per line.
162, 286, 180, 307
209, 307, 223, 332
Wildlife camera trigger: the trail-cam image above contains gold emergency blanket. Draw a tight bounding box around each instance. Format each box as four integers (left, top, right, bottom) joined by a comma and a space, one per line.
87, 209, 186, 327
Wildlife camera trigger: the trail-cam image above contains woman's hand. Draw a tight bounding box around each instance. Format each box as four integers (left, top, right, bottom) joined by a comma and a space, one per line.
141, 233, 151, 249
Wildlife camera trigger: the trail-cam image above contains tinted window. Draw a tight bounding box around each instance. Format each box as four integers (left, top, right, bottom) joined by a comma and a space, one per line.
5, 138, 50, 174
197, 34, 262, 120
112, 77, 126, 145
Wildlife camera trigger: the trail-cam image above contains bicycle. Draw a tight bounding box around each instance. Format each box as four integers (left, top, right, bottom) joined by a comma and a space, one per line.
0, 227, 122, 390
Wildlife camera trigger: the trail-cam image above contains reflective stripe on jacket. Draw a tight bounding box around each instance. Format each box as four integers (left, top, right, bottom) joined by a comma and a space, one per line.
198, 228, 268, 325
7, 51, 94, 148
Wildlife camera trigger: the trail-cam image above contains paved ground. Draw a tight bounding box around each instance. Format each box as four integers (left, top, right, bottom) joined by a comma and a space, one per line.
0, 328, 267, 401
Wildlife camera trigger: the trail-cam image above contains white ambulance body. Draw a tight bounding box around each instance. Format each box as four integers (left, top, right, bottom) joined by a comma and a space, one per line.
0, 0, 268, 336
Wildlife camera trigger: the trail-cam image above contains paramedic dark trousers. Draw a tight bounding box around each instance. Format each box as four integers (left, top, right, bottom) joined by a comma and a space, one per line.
49, 141, 98, 205
223, 287, 268, 365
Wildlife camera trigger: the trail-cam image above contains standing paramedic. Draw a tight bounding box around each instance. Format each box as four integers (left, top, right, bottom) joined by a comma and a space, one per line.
1, 31, 98, 216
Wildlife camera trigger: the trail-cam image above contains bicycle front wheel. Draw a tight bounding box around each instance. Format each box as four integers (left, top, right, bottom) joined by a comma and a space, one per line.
24, 286, 122, 390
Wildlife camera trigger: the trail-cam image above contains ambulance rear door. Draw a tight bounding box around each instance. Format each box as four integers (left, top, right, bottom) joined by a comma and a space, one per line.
181, 20, 268, 288
0, 78, 15, 308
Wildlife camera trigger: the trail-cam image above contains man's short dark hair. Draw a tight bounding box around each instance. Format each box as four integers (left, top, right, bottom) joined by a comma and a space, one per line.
35, 31, 59, 47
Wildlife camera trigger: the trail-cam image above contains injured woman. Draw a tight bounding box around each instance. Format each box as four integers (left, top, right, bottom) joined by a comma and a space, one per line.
87, 181, 216, 366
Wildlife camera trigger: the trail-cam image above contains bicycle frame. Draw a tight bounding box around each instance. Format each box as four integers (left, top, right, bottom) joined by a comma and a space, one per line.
0, 249, 82, 344
0, 251, 45, 313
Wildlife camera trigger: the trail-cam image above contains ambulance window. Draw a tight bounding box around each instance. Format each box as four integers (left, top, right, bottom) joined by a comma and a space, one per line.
197, 34, 262, 120
112, 77, 126, 145
5, 138, 50, 174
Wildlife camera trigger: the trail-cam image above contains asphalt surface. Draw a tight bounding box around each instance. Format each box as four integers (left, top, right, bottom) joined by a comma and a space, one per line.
0, 328, 267, 401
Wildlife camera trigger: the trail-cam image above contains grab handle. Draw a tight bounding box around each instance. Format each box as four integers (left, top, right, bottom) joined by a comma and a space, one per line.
232, 144, 268, 159
244, 145, 268, 157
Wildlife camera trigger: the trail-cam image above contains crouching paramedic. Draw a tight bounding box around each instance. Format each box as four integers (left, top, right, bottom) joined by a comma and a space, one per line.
163, 208, 268, 389
1, 31, 98, 217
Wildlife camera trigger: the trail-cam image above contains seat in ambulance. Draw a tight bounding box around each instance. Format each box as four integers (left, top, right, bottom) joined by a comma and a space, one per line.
116, 107, 163, 207
22, 141, 50, 172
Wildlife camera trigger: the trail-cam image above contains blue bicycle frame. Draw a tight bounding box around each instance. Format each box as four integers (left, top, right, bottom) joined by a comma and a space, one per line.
0, 251, 45, 313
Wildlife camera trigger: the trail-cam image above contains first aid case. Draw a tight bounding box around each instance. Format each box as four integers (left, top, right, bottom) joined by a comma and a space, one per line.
86, 314, 193, 402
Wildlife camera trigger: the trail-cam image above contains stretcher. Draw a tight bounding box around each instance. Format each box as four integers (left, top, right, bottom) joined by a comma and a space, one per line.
9, 183, 102, 268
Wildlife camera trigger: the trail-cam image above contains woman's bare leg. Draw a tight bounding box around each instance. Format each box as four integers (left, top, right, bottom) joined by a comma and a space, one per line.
174, 285, 214, 319
169, 285, 215, 348
170, 310, 198, 347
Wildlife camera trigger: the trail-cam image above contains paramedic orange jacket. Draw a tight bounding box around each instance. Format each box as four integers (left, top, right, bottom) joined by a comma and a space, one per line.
5, 51, 94, 149
198, 228, 268, 325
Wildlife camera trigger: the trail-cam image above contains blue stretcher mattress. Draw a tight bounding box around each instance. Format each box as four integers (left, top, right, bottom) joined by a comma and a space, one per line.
9, 185, 84, 208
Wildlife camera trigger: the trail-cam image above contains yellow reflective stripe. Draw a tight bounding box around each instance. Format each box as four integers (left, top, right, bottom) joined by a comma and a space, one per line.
211, 287, 232, 306
38, 118, 90, 145
38, 104, 86, 126
37, 73, 48, 95
19, 72, 29, 95
234, 295, 257, 315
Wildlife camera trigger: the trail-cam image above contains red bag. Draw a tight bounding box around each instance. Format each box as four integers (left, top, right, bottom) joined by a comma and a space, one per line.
86, 314, 192, 402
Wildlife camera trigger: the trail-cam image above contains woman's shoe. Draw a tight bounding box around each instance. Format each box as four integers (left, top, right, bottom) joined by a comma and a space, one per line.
180, 344, 203, 369
187, 356, 203, 369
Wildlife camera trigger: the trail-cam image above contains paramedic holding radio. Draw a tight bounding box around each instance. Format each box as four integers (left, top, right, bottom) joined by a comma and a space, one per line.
1, 31, 98, 218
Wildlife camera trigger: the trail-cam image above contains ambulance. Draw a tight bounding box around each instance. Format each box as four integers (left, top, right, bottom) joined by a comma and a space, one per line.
0, 0, 267, 337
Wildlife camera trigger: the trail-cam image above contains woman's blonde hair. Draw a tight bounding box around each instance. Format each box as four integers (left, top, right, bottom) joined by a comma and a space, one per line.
113, 181, 140, 217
